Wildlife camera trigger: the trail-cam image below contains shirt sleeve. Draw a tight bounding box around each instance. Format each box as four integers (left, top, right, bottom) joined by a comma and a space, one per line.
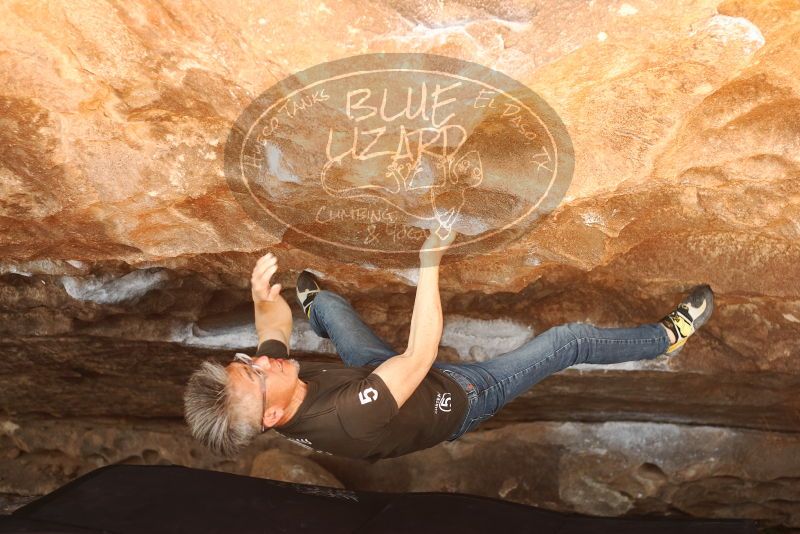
255, 339, 289, 358
335, 373, 399, 441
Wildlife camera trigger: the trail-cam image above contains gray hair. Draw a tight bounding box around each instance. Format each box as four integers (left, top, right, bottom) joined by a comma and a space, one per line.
183, 360, 260, 457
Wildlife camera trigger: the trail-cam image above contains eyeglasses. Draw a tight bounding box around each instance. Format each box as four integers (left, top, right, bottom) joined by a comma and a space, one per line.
232, 353, 268, 433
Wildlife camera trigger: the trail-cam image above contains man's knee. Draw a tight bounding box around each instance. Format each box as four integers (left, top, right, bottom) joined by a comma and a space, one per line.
553, 323, 596, 363
552, 322, 592, 343
565, 321, 594, 338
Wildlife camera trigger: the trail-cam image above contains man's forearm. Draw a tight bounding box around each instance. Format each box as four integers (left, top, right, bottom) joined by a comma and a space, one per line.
254, 294, 293, 344
405, 265, 443, 359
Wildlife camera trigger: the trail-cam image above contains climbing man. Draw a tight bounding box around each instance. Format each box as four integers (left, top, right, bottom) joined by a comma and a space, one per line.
184, 231, 713, 460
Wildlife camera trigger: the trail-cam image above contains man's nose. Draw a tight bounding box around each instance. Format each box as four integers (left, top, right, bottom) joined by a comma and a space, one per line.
254, 356, 271, 370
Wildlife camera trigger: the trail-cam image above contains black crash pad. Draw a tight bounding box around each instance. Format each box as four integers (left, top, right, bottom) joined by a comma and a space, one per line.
0, 465, 758, 533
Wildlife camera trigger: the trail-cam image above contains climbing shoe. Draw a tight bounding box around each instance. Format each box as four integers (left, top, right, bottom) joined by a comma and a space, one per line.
296, 270, 322, 318
660, 284, 714, 355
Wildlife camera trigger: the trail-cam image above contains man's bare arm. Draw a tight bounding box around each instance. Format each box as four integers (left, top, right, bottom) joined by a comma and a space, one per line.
373, 231, 455, 409
251, 253, 293, 351
405, 267, 442, 356
372, 266, 442, 408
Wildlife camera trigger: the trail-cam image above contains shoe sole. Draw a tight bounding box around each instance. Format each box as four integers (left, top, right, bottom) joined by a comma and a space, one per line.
685, 283, 714, 330
664, 284, 714, 356
296, 270, 321, 316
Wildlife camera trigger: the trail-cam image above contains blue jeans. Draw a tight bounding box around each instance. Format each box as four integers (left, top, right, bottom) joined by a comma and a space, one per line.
308, 290, 670, 442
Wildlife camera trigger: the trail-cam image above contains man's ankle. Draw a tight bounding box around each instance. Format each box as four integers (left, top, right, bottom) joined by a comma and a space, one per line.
661, 323, 676, 344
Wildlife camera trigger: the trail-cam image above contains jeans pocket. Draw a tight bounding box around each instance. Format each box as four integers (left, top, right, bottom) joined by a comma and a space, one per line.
446, 389, 478, 441
463, 388, 497, 431
441, 369, 476, 398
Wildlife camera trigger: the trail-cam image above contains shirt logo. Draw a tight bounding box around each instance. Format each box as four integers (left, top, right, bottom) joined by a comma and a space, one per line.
358, 387, 378, 404
434, 392, 452, 414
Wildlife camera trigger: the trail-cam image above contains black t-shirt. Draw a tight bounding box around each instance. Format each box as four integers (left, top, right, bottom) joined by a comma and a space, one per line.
255, 341, 469, 460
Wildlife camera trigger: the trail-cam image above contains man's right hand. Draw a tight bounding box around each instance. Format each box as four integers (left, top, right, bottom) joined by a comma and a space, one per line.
251, 252, 283, 302
419, 229, 457, 268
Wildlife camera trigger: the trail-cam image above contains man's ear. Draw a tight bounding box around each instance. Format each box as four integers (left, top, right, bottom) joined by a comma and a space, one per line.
263, 406, 284, 428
